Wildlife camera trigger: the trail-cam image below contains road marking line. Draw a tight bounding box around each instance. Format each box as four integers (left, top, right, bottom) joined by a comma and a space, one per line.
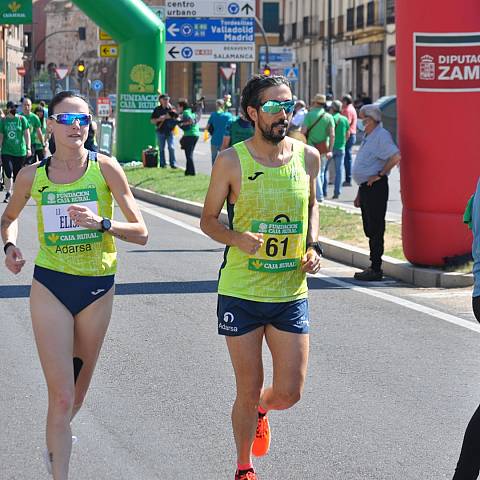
139, 204, 207, 237
409, 291, 471, 298
314, 273, 480, 333
140, 204, 478, 333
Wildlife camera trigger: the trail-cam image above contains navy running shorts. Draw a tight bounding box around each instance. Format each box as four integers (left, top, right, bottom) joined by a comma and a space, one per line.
33, 265, 114, 316
217, 294, 309, 336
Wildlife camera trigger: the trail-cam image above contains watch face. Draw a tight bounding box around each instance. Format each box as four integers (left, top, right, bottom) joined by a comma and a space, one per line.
102, 218, 111, 231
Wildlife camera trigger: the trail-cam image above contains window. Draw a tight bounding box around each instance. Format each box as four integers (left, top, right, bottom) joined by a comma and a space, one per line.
262, 2, 279, 33
24, 31, 31, 52
356, 4, 364, 28
303, 16, 309, 37
292, 22, 297, 40
347, 7, 354, 31
337, 14, 344, 35
386, 0, 395, 23
367, 1, 375, 26
319, 19, 325, 39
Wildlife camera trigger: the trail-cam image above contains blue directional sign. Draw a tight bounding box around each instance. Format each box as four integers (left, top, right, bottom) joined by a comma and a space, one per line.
166, 18, 254, 43
228, 2, 240, 14
91, 79, 103, 92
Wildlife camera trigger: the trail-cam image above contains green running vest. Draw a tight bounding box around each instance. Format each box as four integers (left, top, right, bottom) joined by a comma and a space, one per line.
218, 139, 310, 302
31, 152, 117, 276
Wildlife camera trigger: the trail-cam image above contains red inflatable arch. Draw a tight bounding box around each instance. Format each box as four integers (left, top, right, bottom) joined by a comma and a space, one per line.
396, 0, 479, 265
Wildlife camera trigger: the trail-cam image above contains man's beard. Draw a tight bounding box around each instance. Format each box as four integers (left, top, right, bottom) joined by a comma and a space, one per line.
258, 118, 289, 144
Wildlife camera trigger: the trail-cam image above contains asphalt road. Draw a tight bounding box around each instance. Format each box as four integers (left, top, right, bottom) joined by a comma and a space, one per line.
0, 199, 477, 479
167, 116, 402, 222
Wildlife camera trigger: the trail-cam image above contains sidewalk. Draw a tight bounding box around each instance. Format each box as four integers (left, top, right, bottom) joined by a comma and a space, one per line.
130, 185, 473, 289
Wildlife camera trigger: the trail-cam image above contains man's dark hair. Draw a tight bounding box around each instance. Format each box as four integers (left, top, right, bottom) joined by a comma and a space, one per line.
159, 94, 170, 100
342, 94, 353, 105
48, 90, 87, 117
241, 75, 292, 126
177, 100, 190, 110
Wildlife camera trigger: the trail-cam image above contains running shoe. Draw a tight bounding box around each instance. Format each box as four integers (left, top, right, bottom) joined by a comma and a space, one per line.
3, 192, 10, 203
252, 414, 270, 457
234, 469, 257, 480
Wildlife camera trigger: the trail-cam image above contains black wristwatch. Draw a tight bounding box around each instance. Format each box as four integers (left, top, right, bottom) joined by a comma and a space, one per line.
99, 217, 112, 233
306, 241, 323, 257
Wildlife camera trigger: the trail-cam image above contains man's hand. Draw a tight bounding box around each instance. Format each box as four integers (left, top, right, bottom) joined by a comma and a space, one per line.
326, 152, 333, 160
301, 248, 321, 273
366, 174, 381, 186
5, 245, 25, 274
354, 192, 361, 208
234, 231, 264, 255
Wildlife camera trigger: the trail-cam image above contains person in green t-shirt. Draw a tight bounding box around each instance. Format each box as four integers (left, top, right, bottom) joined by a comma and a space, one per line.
177, 100, 200, 176
301, 94, 335, 202
326, 100, 351, 199
21, 97, 44, 165
34, 105, 48, 162
0, 101, 31, 202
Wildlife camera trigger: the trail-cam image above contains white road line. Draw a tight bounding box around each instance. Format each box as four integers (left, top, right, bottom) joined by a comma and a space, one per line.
314, 273, 480, 334
139, 204, 207, 237
409, 291, 471, 298
140, 204, 478, 334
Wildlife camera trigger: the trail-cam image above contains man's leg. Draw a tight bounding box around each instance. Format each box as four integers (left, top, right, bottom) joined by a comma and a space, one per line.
260, 326, 309, 412
226, 328, 265, 467
343, 134, 355, 185
166, 133, 176, 167
333, 149, 345, 197
157, 132, 167, 167
1, 154, 13, 199
316, 155, 327, 202
366, 178, 388, 272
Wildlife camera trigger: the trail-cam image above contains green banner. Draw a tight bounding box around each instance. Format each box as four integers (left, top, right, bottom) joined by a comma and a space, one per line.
0, 0, 32, 24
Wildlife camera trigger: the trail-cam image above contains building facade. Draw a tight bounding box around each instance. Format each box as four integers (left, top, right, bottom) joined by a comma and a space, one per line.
280, 0, 396, 103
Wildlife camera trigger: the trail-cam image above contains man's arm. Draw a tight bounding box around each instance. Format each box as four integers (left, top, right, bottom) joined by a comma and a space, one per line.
302, 144, 321, 273
200, 150, 264, 254
379, 153, 401, 176
36, 126, 44, 145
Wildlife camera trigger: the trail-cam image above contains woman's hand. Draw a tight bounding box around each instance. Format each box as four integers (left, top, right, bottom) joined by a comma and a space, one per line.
5, 245, 26, 274
67, 204, 102, 230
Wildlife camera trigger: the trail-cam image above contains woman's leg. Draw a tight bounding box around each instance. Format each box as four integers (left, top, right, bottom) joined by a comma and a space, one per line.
12, 155, 26, 181
71, 286, 114, 419
30, 279, 75, 480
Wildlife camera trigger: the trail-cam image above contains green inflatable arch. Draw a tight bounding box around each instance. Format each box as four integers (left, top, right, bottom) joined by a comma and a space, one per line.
72, 0, 165, 163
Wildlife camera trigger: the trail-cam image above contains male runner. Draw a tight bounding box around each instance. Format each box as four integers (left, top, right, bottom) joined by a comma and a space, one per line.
201, 75, 321, 480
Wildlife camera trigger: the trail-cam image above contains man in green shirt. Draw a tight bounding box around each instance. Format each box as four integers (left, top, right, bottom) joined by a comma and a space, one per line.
302, 94, 334, 202
327, 100, 350, 199
21, 97, 44, 165
177, 100, 200, 175
0, 101, 31, 202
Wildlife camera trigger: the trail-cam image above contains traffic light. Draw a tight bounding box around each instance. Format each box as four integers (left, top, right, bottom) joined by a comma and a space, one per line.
262, 64, 271, 76
77, 61, 86, 79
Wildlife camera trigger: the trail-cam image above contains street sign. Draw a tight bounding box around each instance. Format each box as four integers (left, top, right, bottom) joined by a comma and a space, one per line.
97, 97, 112, 117
259, 46, 296, 68
99, 30, 112, 40
91, 79, 104, 92
55, 67, 69, 80
220, 67, 234, 80
284, 67, 298, 82
150, 5, 166, 22
99, 44, 119, 58
165, 0, 255, 18
16, 66, 26, 77
167, 43, 254, 62
166, 18, 254, 43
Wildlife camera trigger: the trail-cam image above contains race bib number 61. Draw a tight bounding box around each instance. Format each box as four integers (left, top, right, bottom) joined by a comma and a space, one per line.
248, 220, 303, 273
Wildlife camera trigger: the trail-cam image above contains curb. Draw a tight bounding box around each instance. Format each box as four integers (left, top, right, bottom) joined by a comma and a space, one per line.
130, 185, 474, 289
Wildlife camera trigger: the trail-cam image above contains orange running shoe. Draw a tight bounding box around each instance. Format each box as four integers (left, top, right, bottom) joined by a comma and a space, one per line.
252, 414, 270, 457
235, 469, 258, 480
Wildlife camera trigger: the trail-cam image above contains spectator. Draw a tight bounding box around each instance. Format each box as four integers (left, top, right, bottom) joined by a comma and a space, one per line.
84, 118, 98, 152
290, 100, 308, 130
341, 94, 358, 187
327, 100, 350, 199
220, 110, 254, 150
33, 105, 47, 162
352, 104, 401, 281
177, 99, 200, 176
150, 94, 177, 168
21, 97, 44, 165
0, 101, 31, 202
302, 93, 334, 202
206, 99, 233, 164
